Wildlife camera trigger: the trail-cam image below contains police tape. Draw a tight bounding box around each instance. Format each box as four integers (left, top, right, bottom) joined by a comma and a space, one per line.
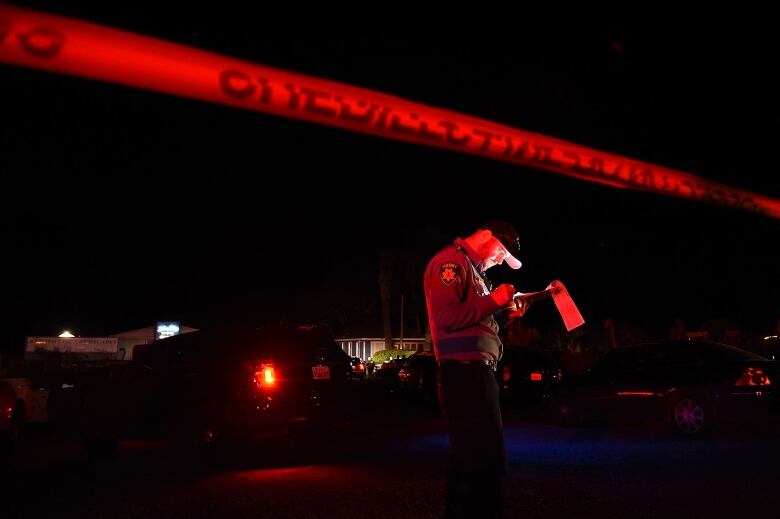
1, 4, 778, 218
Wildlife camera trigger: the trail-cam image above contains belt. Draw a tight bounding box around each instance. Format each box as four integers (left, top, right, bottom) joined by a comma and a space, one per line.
438, 359, 498, 371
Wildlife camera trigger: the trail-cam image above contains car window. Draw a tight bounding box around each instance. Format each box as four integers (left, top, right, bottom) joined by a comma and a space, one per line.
137, 325, 345, 366
420, 355, 437, 368
592, 349, 634, 374
592, 346, 662, 374
227, 326, 345, 364
664, 344, 705, 366
318, 341, 350, 362
406, 355, 430, 368
686, 342, 768, 362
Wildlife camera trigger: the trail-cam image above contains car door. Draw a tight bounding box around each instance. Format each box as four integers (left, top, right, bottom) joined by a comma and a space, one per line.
121, 334, 200, 436
605, 346, 672, 423
576, 347, 661, 423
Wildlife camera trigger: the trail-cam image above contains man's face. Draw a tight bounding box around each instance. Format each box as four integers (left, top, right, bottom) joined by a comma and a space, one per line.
479, 237, 509, 271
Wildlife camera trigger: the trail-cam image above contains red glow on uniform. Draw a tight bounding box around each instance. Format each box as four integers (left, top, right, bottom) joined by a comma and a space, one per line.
530, 372, 543, 381
617, 391, 655, 397
1, 4, 778, 218
735, 367, 771, 386
502, 366, 511, 382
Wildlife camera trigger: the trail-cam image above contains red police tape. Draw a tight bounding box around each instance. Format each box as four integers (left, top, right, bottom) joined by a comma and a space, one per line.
1, 4, 778, 218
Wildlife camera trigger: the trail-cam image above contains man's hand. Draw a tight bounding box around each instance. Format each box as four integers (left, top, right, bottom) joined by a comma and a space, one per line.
489, 283, 516, 307
504, 298, 531, 320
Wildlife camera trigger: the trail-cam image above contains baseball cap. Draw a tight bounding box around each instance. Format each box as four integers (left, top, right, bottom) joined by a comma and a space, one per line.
480, 220, 522, 269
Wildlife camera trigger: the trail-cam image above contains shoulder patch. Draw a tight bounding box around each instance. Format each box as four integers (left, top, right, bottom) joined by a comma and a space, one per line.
439, 262, 460, 286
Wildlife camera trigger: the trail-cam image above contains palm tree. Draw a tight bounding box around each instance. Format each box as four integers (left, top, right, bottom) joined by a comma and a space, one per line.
379, 249, 394, 350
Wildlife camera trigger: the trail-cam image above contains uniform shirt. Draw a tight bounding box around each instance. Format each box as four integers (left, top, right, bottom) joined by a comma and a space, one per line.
424, 238, 503, 361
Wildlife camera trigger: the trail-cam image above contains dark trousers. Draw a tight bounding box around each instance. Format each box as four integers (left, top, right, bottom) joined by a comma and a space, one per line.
437, 362, 507, 519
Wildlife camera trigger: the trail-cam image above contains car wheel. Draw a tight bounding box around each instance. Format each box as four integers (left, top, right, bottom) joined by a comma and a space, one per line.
176, 410, 223, 448
177, 400, 241, 461
669, 394, 711, 437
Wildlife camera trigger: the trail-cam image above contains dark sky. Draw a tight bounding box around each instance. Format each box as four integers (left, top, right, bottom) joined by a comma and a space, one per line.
2, 5, 778, 351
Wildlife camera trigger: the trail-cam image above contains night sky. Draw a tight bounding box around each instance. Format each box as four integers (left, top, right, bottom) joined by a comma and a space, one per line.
2, 5, 778, 353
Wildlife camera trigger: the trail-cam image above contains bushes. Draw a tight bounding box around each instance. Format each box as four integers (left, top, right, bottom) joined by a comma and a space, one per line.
371, 349, 416, 364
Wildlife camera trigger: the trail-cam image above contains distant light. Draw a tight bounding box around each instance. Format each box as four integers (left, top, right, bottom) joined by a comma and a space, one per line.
764, 335, 778, 341
156, 322, 180, 340
58, 330, 75, 338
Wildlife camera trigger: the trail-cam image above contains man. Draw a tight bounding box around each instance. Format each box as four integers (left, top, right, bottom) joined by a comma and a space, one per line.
423, 220, 526, 518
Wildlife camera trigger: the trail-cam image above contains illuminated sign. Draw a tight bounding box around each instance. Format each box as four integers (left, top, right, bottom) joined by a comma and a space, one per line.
25, 336, 118, 353
156, 322, 180, 340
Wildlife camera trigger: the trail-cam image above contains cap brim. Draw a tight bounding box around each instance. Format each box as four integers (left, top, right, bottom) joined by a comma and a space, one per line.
504, 253, 522, 270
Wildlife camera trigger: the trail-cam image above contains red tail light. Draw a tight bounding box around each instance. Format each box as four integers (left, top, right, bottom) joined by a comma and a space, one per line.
262, 366, 275, 385
735, 367, 771, 386
502, 366, 511, 382
252, 362, 276, 388
530, 372, 543, 381
353, 363, 365, 373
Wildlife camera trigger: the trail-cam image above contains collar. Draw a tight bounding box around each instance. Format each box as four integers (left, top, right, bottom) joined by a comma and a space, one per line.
453, 238, 484, 272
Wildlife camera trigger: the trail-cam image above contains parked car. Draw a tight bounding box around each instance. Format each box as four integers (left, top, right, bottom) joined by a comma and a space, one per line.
498, 347, 562, 405
397, 352, 438, 404
372, 357, 406, 392
552, 341, 778, 436
349, 357, 367, 381
48, 324, 360, 452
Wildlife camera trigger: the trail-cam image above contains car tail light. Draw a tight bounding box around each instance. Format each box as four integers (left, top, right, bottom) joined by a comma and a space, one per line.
353, 363, 365, 373
735, 366, 771, 386
252, 362, 277, 389
502, 366, 511, 382
530, 372, 543, 381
